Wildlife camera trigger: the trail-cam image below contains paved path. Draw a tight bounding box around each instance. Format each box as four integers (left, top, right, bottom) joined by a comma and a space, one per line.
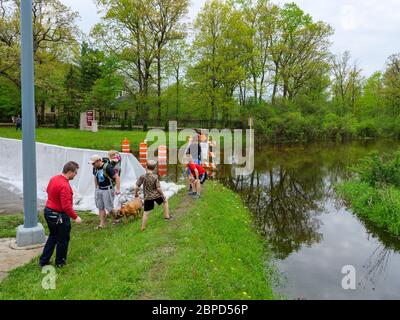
0, 238, 44, 283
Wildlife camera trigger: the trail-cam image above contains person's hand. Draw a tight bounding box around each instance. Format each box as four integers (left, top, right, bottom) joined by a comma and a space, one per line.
115, 189, 121, 195
75, 217, 82, 224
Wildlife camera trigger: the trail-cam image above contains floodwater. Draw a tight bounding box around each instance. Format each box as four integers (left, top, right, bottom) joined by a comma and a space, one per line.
163, 139, 400, 299
222, 140, 400, 299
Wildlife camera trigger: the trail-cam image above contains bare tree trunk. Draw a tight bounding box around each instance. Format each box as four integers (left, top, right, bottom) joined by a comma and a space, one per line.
252, 74, 258, 102
259, 72, 265, 104
239, 82, 244, 107
272, 62, 279, 104
176, 68, 180, 120
283, 79, 288, 99
157, 54, 162, 125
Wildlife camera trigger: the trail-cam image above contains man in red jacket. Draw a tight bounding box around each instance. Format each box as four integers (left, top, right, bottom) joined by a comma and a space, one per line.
39, 161, 82, 268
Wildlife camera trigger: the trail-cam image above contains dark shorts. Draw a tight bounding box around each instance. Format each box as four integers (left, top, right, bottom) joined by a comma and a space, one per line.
144, 197, 164, 212
199, 173, 207, 184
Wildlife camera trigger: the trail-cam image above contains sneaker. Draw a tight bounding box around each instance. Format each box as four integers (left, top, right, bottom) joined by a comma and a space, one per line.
192, 194, 200, 199
165, 215, 173, 220
187, 191, 196, 196
56, 263, 66, 269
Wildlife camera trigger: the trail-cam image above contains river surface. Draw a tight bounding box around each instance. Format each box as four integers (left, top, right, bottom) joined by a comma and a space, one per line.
162, 139, 400, 299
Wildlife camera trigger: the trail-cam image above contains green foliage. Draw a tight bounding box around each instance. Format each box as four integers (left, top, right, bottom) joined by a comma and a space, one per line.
120, 119, 126, 131
73, 115, 80, 129
143, 123, 148, 132
62, 117, 68, 129
79, 42, 103, 93
353, 152, 400, 188
337, 182, 400, 236
0, 79, 20, 120
337, 151, 400, 236
55, 118, 60, 129
356, 119, 379, 138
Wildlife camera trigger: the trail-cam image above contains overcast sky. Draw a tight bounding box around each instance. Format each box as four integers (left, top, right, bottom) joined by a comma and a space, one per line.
61, 0, 400, 77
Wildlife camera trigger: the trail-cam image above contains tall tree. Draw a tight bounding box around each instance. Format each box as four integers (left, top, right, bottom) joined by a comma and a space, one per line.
274, 3, 332, 101
383, 53, 400, 116
146, 0, 189, 124
164, 38, 189, 120
189, 0, 252, 124
0, 0, 79, 88
240, 0, 278, 103
359, 72, 384, 119
331, 51, 363, 116
79, 42, 103, 95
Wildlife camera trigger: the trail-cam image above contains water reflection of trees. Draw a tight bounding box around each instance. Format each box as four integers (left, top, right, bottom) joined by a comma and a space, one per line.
165, 140, 400, 264
221, 165, 325, 259
359, 216, 400, 287
362, 245, 392, 288
219, 140, 400, 260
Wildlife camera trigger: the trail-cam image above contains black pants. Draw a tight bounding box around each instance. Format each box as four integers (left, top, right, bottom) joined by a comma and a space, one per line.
40, 208, 71, 266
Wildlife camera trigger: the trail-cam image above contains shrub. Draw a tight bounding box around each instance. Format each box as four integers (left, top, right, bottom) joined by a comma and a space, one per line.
355, 152, 400, 188
356, 120, 379, 138
322, 113, 340, 138
337, 182, 400, 236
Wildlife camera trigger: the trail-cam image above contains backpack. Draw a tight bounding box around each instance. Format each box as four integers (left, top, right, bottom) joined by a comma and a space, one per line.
102, 156, 121, 182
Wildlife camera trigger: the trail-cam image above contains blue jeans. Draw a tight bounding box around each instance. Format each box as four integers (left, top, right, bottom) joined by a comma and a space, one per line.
40, 208, 71, 266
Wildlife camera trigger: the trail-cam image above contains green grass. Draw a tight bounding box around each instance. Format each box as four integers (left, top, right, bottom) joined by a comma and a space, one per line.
336, 151, 400, 237
0, 182, 276, 300
336, 181, 400, 236
0, 128, 149, 152
0, 213, 25, 238
0, 127, 212, 152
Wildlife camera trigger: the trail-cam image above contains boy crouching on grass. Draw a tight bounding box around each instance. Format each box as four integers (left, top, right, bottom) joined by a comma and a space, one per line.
135, 160, 172, 232
186, 156, 207, 199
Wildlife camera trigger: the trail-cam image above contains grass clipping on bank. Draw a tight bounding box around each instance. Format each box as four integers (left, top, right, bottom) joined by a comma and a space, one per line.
336, 152, 400, 236
0, 181, 275, 300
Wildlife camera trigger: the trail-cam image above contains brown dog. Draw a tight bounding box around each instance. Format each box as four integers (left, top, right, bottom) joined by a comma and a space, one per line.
116, 198, 143, 224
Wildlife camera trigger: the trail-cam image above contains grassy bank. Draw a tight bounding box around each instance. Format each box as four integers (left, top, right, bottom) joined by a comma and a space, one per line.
0, 128, 148, 151
0, 182, 276, 300
0, 127, 194, 152
337, 182, 400, 236
336, 152, 400, 237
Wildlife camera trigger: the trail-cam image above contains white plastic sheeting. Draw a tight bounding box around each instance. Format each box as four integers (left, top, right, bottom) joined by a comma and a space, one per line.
0, 138, 185, 212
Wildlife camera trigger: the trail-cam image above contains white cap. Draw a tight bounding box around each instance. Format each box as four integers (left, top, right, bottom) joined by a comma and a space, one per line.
89, 155, 102, 165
